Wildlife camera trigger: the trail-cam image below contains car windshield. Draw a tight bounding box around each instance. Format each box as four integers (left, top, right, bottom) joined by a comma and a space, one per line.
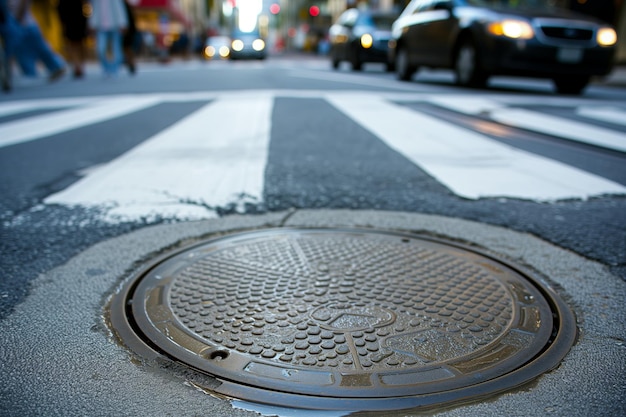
369, 16, 397, 29
463, 0, 567, 10
232, 29, 261, 38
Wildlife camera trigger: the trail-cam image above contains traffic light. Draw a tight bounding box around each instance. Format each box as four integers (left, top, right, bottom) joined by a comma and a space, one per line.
270, 3, 280, 14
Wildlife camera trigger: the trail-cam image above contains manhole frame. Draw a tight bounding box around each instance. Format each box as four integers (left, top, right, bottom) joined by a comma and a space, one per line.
108, 227, 578, 412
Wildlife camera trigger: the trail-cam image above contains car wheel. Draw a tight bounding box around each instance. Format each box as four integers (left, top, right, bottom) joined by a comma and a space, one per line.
350, 48, 362, 71
331, 49, 340, 69
454, 40, 488, 87
396, 47, 416, 81
553, 76, 590, 95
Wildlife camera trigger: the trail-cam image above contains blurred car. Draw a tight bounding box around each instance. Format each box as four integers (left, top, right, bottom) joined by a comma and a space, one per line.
329, 8, 397, 71
204, 36, 231, 60
229, 29, 267, 60
389, 0, 618, 94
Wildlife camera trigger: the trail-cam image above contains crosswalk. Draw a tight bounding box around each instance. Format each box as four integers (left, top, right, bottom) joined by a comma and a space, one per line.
1, 91, 624, 223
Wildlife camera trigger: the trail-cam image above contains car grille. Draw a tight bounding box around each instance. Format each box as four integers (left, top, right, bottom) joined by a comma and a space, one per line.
539, 26, 593, 41
533, 18, 598, 47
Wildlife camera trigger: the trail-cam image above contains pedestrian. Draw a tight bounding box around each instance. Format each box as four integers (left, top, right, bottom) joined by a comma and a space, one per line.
6, 0, 66, 81
89, 0, 128, 78
122, 0, 137, 75
56, 0, 88, 79
0, 0, 12, 91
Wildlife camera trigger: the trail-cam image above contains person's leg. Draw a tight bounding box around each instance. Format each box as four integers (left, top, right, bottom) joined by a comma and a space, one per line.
13, 26, 38, 77
0, 30, 11, 91
110, 30, 123, 75
123, 31, 137, 74
73, 39, 86, 77
96, 30, 112, 75
66, 39, 85, 78
26, 23, 65, 79
0, 19, 21, 81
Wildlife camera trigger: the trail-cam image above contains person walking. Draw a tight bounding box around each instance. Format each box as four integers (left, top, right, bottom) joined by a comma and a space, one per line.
122, 0, 137, 75
6, 0, 66, 81
0, 0, 12, 91
57, 0, 88, 79
89, 0, 127, 78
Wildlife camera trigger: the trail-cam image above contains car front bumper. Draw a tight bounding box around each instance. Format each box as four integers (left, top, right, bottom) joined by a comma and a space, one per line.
480, 37, 615, 78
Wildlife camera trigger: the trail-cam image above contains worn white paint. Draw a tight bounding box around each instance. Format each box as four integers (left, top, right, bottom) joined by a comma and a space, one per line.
4, 91, 623, 222
45, 96, 273, 221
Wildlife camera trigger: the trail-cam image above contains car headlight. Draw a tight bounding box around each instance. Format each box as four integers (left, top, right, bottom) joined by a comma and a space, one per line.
219, 46, 230, 58
204, 45, 216, 58
231, 39, 244, 52
360, 33, 374, 49
488, 19, 534, 39
252, 39, 265, 51
597, 27, 617, 46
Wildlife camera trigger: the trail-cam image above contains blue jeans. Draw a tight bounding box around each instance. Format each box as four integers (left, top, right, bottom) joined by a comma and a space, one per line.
96, 30, 123, 76
13, 23, 65, 77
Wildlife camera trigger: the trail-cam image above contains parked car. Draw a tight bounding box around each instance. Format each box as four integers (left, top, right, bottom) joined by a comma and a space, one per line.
329, 8, 398, 71
229, 29, 267, 60
203, 36, 231, 60
389, 0, 618, 94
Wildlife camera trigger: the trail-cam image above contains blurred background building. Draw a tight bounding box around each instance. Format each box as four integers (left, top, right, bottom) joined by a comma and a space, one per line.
21, 0, 626, 64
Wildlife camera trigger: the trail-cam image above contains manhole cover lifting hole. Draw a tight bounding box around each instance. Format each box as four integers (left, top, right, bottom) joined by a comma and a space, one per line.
110, 228, 577, 412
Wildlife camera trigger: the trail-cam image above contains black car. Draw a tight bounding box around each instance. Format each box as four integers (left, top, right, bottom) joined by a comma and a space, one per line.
329, 8, 398, 71
389, 0, 618, 94
229, 29, 267, 60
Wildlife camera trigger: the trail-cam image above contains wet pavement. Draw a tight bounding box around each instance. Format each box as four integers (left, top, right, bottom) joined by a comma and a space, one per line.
1, 209, 624, 416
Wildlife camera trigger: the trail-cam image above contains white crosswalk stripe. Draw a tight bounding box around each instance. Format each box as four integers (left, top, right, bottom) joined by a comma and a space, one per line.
45, 96, 272, 221
328, 94, 625, 201
0, 96, 161, 148
576, 106, 626, 127
1, 91, 624, 222
428, 96, 626, 152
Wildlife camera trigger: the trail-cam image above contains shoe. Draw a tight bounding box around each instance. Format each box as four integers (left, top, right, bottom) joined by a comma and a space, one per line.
49, 67, 66, 82
73, 68, 84, 79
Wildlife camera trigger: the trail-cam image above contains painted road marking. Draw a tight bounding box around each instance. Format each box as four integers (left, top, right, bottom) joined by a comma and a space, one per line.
0, 96, 160, 149
577, 106, 626, 127
45, 96, 272, 221
328, 95, 626, 201
429, 96, 626, 152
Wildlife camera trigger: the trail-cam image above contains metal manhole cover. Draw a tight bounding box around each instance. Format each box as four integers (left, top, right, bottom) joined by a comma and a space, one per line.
110, 228, 577, 412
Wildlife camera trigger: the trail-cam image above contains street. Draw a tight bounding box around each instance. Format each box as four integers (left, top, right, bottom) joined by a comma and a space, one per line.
1, 54, 625, 416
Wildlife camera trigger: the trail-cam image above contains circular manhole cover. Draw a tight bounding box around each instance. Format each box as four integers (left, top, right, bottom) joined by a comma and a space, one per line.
110, 228, 577, 412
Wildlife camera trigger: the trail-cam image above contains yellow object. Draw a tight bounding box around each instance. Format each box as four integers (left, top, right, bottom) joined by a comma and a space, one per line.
488, 20, 534, 39
360, 33, 373, 48
597, 27, 617, 46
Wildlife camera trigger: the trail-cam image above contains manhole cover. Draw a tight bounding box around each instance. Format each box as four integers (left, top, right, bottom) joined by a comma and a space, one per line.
110, 228, 577, 412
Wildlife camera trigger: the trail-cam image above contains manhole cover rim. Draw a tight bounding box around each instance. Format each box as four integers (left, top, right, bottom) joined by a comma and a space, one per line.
108, 227, 577, 410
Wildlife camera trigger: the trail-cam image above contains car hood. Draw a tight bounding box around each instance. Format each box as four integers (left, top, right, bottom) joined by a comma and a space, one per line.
232, 33, 262, 40
463, 5, 605, 24
371, 29, 392, 40
355, 27, 392, 39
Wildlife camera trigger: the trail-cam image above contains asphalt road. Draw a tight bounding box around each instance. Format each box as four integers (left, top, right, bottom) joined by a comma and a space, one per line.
0, 54, 625, 416
1, 56, 625, 319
